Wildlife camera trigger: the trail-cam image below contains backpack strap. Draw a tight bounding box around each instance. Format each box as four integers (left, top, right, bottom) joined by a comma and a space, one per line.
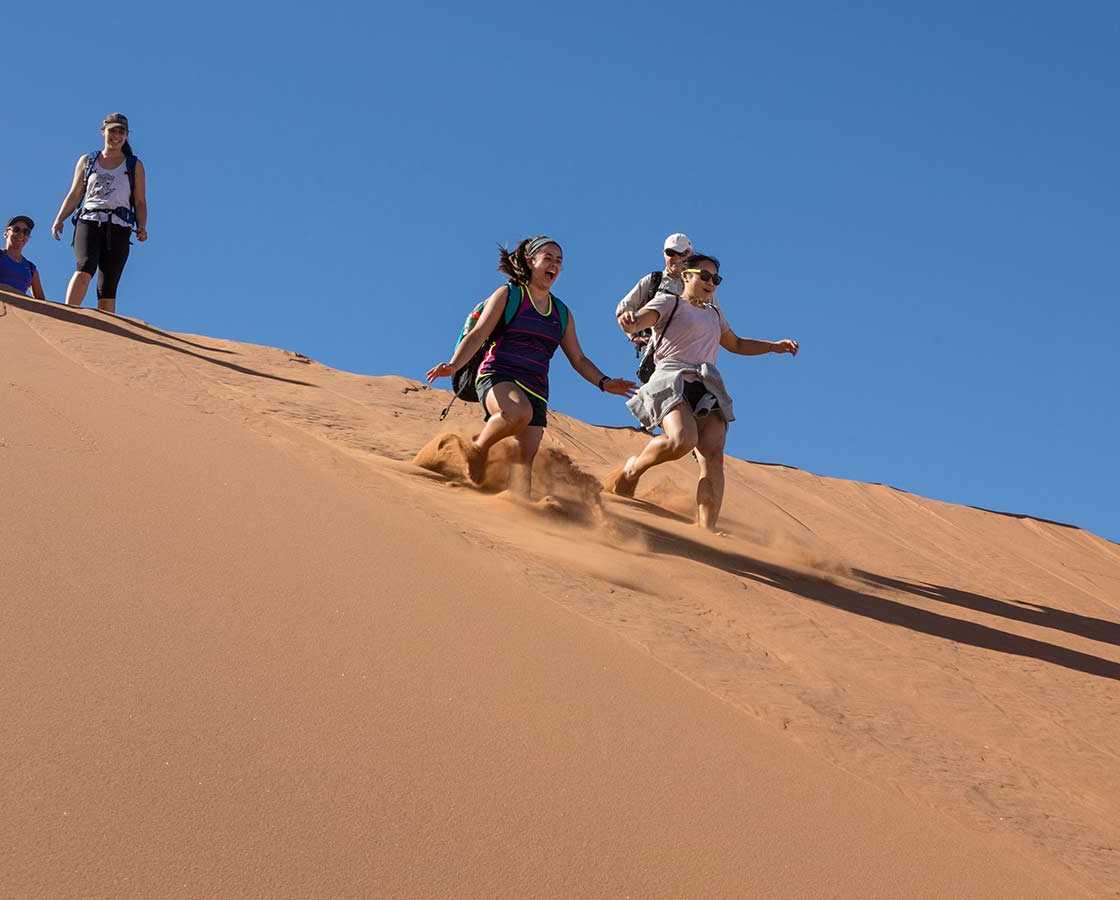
71, 151, 100, 226
503, 282, 523, 324
647, 270, 663, 300
125, 155, 139, 214
552, 295, 570, 337
476, 282, 524, 349
654, 297, 680, 347
84, 150, 99, 184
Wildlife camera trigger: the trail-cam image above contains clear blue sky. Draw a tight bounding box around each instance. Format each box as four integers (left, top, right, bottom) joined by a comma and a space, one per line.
10, 1, 1119, 541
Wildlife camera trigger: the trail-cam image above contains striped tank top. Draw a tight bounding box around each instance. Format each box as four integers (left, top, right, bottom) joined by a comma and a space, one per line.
477, 285, 565, 402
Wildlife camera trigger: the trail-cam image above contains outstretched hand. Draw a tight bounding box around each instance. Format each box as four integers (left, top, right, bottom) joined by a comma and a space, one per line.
773, 339, 799, 356
618, 310, 640, 330
426, 362, 456, 382
602, 377, 637, 397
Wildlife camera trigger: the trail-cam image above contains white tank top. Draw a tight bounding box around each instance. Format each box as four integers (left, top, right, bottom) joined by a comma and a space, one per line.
80, 155, 132, 227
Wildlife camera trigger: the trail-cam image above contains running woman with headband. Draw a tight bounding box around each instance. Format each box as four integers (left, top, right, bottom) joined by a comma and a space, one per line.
427, 235, 635, 497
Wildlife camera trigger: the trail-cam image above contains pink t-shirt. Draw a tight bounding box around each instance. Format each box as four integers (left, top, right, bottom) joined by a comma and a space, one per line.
645, 292, 729, 366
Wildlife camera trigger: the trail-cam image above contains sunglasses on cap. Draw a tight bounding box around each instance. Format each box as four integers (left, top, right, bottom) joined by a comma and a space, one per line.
664, 248, 686, 258
8, 225, 31, 235
683, 268, 722, 285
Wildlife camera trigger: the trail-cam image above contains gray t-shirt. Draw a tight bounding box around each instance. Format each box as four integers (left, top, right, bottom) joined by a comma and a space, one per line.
645, 291, 729, 366
615, 270, 684, 318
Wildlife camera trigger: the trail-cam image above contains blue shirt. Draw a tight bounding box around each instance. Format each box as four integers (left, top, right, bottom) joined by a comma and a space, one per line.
0, 251, 36, 294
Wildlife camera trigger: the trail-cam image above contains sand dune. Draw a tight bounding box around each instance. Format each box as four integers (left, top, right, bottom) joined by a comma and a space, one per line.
2, 290, 1115, 897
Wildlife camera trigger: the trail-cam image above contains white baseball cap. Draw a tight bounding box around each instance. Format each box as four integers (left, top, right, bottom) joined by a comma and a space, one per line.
663, 232, 693, 255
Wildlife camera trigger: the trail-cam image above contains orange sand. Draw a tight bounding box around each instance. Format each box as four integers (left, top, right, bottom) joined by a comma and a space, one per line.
2, 289, 1115, 897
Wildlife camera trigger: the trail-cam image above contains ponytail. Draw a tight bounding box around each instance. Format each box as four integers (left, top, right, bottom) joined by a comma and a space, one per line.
122, 140, 134, 157
497, 238, 533, 284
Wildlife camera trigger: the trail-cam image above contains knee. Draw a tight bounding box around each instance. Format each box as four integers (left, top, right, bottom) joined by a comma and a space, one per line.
73, 269, 93, 281
664, 434, 697, 458
699, 445, 724, 465
502, 404, 532, 430
697, 446, 724, 476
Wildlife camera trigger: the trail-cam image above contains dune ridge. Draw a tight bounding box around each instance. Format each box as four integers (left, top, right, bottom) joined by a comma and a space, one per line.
2, 291, 1116, 897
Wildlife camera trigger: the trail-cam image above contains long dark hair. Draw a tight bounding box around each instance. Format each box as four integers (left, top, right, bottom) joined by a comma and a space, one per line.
497, 238, 534, 283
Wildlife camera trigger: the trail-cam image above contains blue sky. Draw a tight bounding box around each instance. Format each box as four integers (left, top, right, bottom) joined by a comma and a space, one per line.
10, 1, 1119, 541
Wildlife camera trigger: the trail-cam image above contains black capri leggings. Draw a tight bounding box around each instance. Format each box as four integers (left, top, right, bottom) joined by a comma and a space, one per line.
74, 219, 131, 299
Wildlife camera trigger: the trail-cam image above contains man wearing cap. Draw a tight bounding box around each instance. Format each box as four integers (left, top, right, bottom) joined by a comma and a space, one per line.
0, 216, 46, 300
615, 233, 696, 349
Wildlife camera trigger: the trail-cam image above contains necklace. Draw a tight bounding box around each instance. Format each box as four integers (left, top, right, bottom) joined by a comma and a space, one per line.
524, 283, 552, 316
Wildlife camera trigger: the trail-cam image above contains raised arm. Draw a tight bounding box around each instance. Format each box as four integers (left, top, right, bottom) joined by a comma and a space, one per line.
52, 156, 89, 240
426, 285, 510, 382
719, 323, 799, 357
559, 312, 635, 396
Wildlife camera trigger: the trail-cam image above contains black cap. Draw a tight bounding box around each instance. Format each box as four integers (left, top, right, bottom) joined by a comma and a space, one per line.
102, 112, 129, 131
7, 215, 34, 230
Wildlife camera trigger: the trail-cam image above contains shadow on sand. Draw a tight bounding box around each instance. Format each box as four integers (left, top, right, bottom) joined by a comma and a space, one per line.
855, 570, 1120, 650
630, 518, 1120, 683
99, 310, 235, 354
4, 295, 315, 388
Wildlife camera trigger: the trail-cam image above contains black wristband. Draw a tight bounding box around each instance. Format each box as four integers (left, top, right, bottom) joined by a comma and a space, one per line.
598, 375, 609, 391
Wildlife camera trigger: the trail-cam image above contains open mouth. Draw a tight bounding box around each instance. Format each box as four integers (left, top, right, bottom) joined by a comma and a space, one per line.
544, 269, 558, 279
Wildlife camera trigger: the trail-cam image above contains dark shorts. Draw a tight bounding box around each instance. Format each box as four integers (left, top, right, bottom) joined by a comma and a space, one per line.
683, 379, 721, 417
74, 219, 131, 299
477, 373, 548, 428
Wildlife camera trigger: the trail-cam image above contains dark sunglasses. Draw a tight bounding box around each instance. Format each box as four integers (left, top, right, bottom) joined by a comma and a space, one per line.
8, 226, 31, 235
663, 248, 685, 258
684, 268, 722, 285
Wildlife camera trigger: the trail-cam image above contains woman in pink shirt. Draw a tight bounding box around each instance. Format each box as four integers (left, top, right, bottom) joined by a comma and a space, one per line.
611, 253, 799, 531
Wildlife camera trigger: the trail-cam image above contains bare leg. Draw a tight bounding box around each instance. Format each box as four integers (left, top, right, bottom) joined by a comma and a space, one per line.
97, 297, 116, 314
610, 406, 698, 497
64, 272, 92, 307
508, 426, 544, 498
695, 413, 728, 531
467, 382, 533, 483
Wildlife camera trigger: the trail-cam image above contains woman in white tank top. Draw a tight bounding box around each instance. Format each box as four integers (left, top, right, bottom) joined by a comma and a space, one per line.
51, 112, 149, 314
